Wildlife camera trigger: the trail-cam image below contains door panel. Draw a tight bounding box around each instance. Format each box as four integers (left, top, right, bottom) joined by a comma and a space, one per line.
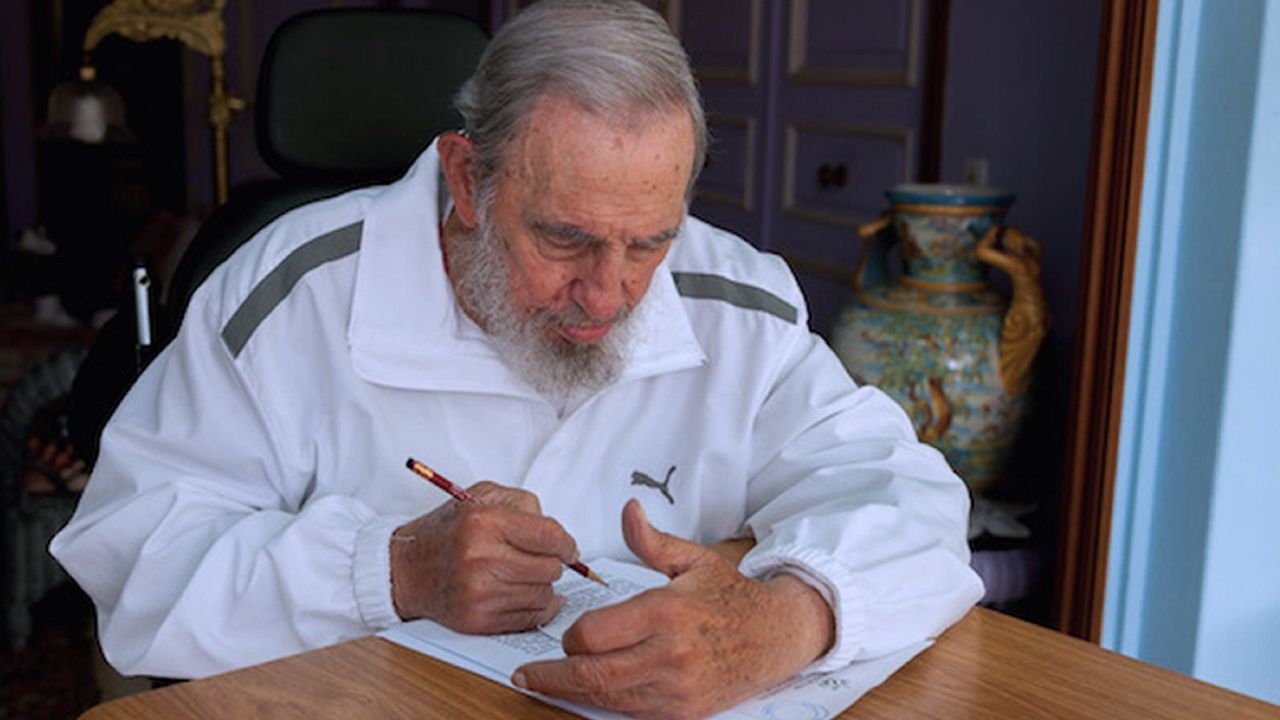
696, 115, 756, 212
770, 0, 930, 335
789, 0, 920, 86
781, 121, 912, 230
678, 0, 762, 84
681, 0, 771, 247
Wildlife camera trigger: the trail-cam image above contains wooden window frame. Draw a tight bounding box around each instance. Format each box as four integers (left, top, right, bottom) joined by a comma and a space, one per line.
1054, 0, 1160, 642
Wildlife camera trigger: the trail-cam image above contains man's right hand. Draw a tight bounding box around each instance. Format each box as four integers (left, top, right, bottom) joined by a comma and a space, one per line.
389, 481, 578, 634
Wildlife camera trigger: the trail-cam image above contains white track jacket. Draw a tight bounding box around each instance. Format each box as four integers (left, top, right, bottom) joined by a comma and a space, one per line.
51, 141, 982, 679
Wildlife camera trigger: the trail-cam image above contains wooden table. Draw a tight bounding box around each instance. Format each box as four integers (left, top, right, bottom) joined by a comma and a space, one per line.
82, 608, 1278, 719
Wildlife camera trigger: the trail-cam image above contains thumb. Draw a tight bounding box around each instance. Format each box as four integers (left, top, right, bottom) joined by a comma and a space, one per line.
621, 498, 704, 578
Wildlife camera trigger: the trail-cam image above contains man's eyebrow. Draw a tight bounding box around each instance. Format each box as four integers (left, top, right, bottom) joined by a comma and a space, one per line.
639, 226, 681, 247
530, 220, 681, 247
532, 220, 603, 246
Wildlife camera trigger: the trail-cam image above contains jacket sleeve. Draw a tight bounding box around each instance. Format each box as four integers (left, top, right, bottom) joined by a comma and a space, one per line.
738, 322, 984, 672
49, 288, 409, 679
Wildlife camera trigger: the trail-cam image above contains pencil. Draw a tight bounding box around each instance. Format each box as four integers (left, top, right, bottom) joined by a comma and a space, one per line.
405, 457, 608, 586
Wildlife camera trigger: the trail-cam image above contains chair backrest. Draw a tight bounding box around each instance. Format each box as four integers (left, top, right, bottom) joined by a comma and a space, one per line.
68, 9, 488, 464
170, 8, 489, 316
258, 8, 488, 183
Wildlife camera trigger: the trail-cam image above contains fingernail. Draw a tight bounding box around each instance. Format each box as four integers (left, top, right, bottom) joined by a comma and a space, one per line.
512, 671, 527, 689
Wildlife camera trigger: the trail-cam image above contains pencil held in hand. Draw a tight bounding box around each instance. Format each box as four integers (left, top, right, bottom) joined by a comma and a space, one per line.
405, 457, 607, 586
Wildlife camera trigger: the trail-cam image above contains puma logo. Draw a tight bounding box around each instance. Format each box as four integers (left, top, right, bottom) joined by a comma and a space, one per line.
630, 465, 676, 505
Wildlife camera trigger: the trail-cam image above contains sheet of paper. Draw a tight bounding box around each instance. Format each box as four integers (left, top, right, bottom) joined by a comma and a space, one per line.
379, 558, 929, 719
711, 641, 929, 720
382, 558, 662, 720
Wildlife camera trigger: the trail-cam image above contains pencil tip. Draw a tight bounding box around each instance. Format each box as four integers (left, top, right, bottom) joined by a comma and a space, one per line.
588, 571, 608, 587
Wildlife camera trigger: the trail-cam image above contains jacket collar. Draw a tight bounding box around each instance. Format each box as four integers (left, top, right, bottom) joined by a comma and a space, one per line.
347, 139, 706, 400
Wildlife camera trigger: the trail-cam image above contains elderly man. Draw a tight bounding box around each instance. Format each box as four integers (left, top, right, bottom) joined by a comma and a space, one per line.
52, 1, 981, 717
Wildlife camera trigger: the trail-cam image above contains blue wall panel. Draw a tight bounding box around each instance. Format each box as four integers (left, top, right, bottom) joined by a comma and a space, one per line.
1106, 0, 1280, 704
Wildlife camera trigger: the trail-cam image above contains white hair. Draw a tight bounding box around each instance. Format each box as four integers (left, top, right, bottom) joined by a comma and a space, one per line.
454, 0, 707, 206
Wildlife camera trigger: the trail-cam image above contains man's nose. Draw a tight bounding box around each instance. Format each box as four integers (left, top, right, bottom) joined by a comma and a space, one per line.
571, 248, 628, 321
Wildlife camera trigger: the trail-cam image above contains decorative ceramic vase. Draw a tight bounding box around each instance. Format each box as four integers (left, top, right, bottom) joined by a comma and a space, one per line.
830, 184, 1049, 493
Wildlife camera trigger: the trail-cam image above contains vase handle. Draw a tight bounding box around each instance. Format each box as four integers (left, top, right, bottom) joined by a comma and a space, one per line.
853, 213, 894, 293
975, 226, 1050, 394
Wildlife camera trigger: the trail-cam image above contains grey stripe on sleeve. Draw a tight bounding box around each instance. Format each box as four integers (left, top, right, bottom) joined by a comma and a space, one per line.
221, 222, 363, 357
671, 271, 798, 324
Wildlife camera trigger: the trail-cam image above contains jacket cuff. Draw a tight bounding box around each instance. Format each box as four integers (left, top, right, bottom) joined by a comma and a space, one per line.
740, 543, 866, 673
353, 515, 413, 630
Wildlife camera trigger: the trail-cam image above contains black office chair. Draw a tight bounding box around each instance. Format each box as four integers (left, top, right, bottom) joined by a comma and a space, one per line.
67, 8, 489, 464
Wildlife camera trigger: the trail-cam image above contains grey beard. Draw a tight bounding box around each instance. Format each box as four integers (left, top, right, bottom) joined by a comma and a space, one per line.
445, 213, 637, 400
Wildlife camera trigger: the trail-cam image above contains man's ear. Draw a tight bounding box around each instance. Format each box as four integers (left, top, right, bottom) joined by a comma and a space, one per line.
437, 131, 480, 228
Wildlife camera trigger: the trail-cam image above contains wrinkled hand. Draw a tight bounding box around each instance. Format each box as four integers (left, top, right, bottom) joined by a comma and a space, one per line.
390, 482, 579, 634
514, 499, 835, 720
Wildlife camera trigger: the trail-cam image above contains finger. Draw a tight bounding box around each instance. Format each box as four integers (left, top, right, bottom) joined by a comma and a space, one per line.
561, 590, 664, 655
459, 589, 565, 635
516, 674, 658, 717
621, 498, 704, 578
448, 507, 569, 580
468, 481, 541, 514
52, 444, 75, 468
498, 513, 579, 564
496, 594, 566, 632
450, 582, 564, 633
60, 459, 87, 479
489, 547, 565, 585
515, 643, 661, 704
22, 469, 55, 493
465, 480, 506, 503
65, 470, 89, 493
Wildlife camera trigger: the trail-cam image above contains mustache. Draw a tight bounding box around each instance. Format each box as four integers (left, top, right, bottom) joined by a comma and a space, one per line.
530, 302, 633, 330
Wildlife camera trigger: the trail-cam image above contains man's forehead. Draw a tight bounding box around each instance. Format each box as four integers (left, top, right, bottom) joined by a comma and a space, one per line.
510, 94, 694, 175
494, 95, 693, 237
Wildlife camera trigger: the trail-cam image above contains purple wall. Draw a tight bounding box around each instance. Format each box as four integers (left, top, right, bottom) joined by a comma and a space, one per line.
940, 1, 1102, 500
0, 0, 500, 239
1, 1, 37, 244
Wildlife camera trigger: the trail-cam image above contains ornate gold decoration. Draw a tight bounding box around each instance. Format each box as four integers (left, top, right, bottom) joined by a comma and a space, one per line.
893, 202, 1010, 217
82, 0, 244, 205
856, 213, 892, 239
852, 291, 1002, 317
83, 0, 224, 55
850, 213, 892, 294
852, 213, 1003, 315
975, 226, 1050, 394
909, 377, 952, 443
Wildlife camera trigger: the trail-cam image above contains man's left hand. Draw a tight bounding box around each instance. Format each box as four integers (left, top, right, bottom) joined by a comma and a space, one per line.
513, 499, 835, 720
